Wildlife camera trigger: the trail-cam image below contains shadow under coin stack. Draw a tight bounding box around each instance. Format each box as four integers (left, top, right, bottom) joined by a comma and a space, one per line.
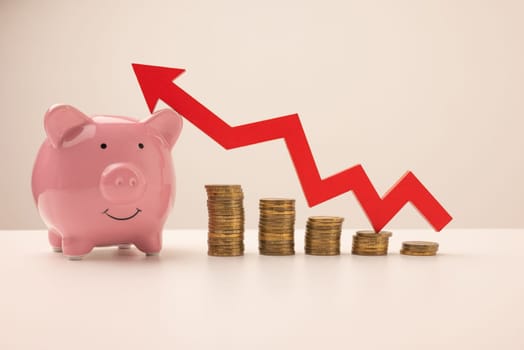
305, 216, 344, 256
351, 230, 392, 256
258, 198, 295, 256
400, 241, 438, 256
205, 185, 244, 257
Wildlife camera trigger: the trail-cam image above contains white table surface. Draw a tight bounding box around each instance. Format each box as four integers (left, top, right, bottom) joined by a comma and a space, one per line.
1, 229, 523, 350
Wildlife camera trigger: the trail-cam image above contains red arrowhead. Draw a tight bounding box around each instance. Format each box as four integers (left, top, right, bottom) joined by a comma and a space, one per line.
132, 63, 185, 113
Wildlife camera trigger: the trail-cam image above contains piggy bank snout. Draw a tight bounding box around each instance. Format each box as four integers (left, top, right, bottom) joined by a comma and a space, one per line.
100, 163, 146, 204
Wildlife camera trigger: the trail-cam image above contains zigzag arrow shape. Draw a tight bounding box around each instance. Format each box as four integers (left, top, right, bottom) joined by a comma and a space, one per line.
132, 63, 452, 232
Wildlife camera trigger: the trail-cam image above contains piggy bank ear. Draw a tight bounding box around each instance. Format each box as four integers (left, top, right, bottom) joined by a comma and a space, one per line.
143, 109, 183, 148
44, 104, 93, 148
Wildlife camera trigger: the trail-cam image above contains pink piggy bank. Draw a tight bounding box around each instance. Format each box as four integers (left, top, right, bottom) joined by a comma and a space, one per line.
32, 104, 183, 260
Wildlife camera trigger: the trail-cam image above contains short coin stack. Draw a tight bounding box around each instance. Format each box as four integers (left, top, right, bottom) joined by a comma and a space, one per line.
205, 185, 244, 257
305, 216, 344, 256
352, 230, 392, 256
258, 198, 296, 255
400, 241, 439, 256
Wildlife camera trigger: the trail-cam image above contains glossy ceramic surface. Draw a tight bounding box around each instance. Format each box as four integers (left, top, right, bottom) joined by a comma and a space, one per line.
32, 104, 183, 259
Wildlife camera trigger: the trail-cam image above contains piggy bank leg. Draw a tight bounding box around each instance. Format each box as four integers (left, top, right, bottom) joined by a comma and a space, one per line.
62, 236, 94, 260
134, 233, 162, 256
48, 229, 63, 252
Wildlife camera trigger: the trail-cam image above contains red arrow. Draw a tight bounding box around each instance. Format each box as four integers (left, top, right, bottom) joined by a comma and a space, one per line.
132, 63, 452, 232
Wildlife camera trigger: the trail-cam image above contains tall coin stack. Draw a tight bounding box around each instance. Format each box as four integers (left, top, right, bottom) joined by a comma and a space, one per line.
258, 198, 296, 255
305, 216, 344, 256
351, 230, 392, 256
400, 241, 438, 256
205, 185, 244, 257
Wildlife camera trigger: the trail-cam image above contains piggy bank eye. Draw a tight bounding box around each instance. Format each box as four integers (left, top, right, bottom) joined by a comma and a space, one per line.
138, 143, 144, 149
100, 143, 107, 149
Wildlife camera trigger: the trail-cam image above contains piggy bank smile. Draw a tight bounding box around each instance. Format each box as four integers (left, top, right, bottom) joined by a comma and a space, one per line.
102, 208, 142, 221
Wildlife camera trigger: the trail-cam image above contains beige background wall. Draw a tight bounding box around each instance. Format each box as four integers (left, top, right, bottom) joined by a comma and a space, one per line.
1, 0, 522, 230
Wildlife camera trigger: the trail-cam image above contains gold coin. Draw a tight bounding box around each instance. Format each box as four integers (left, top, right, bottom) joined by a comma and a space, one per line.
206, 193, 243, 198
306, 229, 342, 235
352, 244, 388, 249
208, 235, 244, 241
259, 228, 294, 232
259, 226, 295, 231
259, 228, 295, 234
259, 220, 294, 224
208, 251, 244, 257
209, 218, 244, 223
402, 241, 438, 248
209, 223, 243, 227
305, 234, 340, 238
306, 239, 340, 244
208, 238, 244, 243
261, 243, 295, 247
259, 203, 295, 207
208, 220, 244, 226
205, 185, 243, 194
259, 246, 294, 250
208, 205, 244, 213
308, 216, 344, 222
400, 250, 437, 256
208, 231, 244, 237
306, 224, 342, 230
259, 217, 295, 221
207, 207, 244, 212
208, 243, 244, 249
305, 231, 341, 237
351, 230, 391, 256
208, 220, 244, 225
207, 198, 244, 203
259, 233, 294, 240
208, 198, 243, 202
260, 198, 295, 203
400, 241, 438, 256
208, 227, 244, 231
259, 241, 294, 247
259, 223, 295, 228
305, 250, 340, 256
352, 251, 387, 256
259, 206, 295, 211
356, 230, 392, 237
259, 252, 295, 256
306, 243, 340, 248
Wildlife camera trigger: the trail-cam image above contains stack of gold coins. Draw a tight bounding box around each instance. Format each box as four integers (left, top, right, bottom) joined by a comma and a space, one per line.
258, 198, 295, 255
351, 230, 392, 256
400, 241, 439, 256
205, 185, 244, 257
305, 216, 344, 256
